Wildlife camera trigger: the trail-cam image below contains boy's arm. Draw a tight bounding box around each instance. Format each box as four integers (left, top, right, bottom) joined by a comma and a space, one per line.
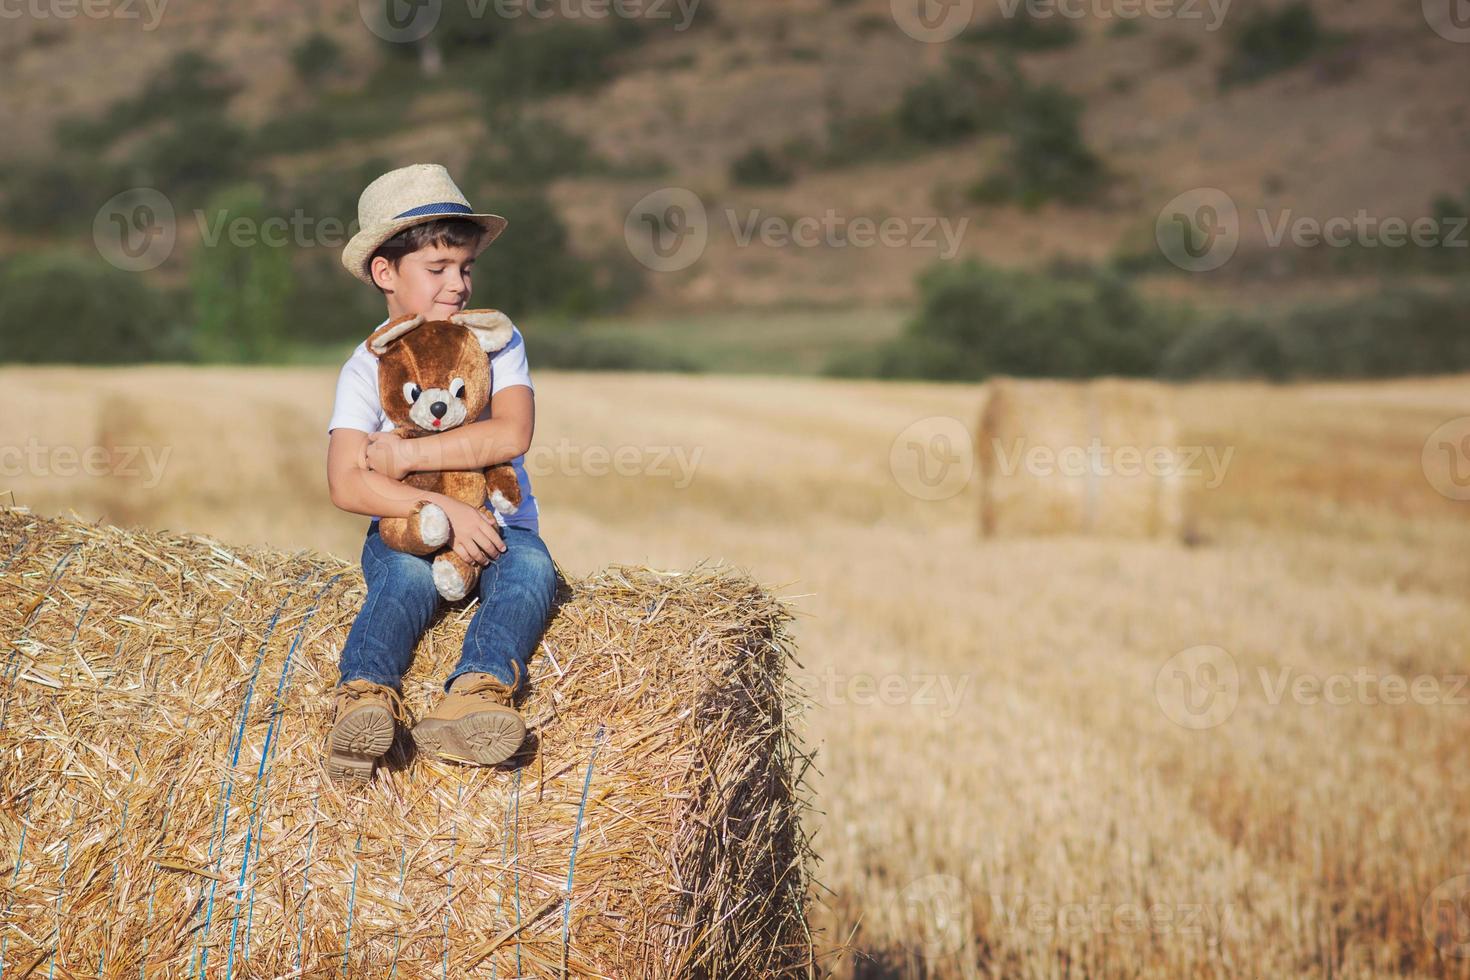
367, 385, 534, 476
327, 428, 450, 517
328, 428, 507, 563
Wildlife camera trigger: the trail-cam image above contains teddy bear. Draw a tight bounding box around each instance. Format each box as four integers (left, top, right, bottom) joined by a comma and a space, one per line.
365, 308, 523, 601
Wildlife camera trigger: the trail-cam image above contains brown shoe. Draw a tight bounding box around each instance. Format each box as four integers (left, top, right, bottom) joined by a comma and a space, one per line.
328, 679, 411, 782
412, 666, 526, 766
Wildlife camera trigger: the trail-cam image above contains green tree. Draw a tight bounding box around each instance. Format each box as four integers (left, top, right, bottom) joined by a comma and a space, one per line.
190, 184, 293, 362
0, 251, 190, 364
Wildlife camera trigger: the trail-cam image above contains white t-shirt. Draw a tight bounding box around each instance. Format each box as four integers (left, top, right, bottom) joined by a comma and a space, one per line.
327, 317, 541, 536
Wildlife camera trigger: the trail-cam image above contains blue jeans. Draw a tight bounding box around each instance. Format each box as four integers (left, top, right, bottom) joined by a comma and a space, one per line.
337, 520, 558, 694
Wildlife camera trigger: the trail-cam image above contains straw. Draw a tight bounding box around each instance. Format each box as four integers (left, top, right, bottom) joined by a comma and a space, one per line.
0, 506, 817, 978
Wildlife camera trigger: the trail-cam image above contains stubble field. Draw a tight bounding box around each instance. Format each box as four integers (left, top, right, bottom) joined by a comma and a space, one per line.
2, 365, 1468, 978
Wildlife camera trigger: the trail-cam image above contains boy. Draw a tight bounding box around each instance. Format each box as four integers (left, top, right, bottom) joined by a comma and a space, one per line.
323, 163, 558, 783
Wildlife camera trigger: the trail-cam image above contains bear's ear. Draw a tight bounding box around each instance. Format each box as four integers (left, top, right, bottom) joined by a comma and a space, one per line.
451, 309, 515, 353
366, 313, 424, 357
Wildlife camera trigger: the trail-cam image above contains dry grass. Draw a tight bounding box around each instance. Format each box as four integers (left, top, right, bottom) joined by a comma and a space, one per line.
3, 364, 1470, 977
0, 508, 815, 978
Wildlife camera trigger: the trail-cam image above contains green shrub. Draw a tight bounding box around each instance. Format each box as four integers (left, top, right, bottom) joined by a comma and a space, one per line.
0, 156, 119, 234
54, 51, 239, 154
897, 54, 1005, 145
467, 111, 609, 186
826, 260, 1183, 380
189, 184, 293, 363
285, 252, 393, 346
291, 31, 342, 83
969, 83, 1105, 209
1219, 1, 1325, 88
821, 108, 912, 166
0, 251, 192, 364
729, 146, 794, 187
475, 23, 629, 99
370, 0, 514, 64
1279, 288, 1470, 378
526, 324, 700, 372
469, 192, 641, 317
963, 10, 1079, 50
1158, 315, 1290, 380
1161, 287, 1470, 380
131, 112, 251, 201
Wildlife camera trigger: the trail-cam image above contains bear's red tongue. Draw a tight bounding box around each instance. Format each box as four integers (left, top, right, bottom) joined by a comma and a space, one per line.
432, 419, 442, 427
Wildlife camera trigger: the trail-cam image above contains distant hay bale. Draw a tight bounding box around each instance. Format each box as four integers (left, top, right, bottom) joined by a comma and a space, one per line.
977, 378, 1187, 539
0, 507, 815, 978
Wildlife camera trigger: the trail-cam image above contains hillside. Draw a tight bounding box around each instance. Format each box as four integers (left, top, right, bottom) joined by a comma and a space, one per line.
5, 0, 1468, 314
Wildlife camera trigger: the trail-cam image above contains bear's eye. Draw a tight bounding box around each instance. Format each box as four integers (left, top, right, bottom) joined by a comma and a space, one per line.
403, 382, 421, 404
451, 378, 466, 400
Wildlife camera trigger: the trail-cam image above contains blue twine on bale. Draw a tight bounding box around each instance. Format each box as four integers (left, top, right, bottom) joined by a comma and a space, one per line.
227, 574, 341, 978
296, 804, 320, 976
137, 598, 237, 979
192, 572, 314, 980
561, 724, 606, 978
0, 787, 36, 979
342, 833, 364, 973
0, 530, 30, 574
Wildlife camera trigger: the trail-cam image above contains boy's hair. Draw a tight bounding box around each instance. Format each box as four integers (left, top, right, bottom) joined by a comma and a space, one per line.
368, 217, 485, 293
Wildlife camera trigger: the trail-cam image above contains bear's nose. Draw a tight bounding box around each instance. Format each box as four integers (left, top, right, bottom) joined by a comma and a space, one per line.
430, 401, 448, 419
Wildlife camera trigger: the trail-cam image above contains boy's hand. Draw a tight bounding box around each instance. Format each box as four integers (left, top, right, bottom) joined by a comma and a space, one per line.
439, 498, 507, 566
363, 431, 416, 480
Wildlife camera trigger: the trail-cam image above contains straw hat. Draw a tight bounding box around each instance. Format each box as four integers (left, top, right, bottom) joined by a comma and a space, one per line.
341, 163, 507, 285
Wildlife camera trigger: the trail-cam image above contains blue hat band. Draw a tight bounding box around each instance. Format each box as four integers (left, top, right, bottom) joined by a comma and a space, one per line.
393, 202, 475, 219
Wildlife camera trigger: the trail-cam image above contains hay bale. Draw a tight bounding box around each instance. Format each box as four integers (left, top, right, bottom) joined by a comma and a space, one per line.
0, 507, 815, 978
977, 378, 1187, 539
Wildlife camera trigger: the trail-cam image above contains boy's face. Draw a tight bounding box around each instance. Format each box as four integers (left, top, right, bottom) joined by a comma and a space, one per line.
372, 241, 476, 322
